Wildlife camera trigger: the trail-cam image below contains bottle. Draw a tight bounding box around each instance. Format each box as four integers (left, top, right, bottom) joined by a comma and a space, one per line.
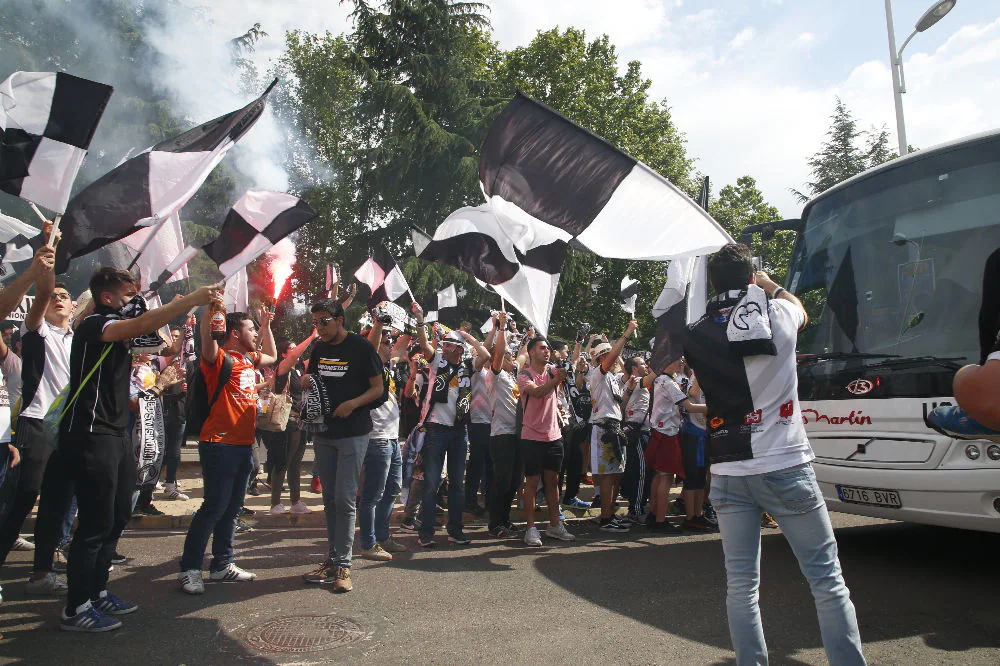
210, 298, 226, 341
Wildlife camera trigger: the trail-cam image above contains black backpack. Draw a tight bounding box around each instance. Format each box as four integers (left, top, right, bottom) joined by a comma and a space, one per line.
185, 353, 234, 437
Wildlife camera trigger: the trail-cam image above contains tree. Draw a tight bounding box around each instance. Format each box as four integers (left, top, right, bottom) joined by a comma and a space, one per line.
710, 176, 792, 283
792, 97, 899, 203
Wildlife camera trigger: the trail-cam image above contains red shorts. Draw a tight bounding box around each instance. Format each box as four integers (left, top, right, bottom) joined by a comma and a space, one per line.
644, 430, 684, 476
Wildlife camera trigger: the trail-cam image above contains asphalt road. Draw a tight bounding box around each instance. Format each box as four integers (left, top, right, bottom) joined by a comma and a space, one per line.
1, 513, 998, 665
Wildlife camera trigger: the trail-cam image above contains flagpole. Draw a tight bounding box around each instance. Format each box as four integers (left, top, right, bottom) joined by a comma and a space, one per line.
126, 214, 169, 270
28, 202, 62, 247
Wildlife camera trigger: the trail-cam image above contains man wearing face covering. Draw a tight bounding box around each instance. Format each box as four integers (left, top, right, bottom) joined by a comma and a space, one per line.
57, 267, 219, 633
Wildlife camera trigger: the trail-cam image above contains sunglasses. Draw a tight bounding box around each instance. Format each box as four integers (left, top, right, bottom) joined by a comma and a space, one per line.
312, 317, 334, 327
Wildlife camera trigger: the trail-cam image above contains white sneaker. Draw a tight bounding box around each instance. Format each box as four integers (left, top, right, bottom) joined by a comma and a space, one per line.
155, 481, 165, 490
12, 537, 35, 551
178, 569, 204, 595
164, 483, 190, 501
209, 563, 257, 582
523, 526, 542, 547
289, 500, 312, 514
25, 572, 68, 594
269, 504, 288, 515
545, 522, 576, 541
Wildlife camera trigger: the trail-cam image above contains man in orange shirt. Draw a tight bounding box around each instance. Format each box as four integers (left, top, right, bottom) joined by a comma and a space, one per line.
178, 307, 276, 594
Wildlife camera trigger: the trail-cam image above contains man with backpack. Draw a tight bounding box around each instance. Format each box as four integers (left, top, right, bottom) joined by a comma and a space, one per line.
178, 306, 275, 596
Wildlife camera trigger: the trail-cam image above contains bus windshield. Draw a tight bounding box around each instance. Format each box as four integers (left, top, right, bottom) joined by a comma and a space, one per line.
788, 136, 1000, 367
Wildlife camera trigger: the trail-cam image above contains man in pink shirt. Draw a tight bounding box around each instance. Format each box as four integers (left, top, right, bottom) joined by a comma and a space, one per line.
517, 336, 575, 546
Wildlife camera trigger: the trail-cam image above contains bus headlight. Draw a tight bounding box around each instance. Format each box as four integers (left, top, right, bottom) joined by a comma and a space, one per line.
965, 444, 981, 460
987, 445, 1000, 461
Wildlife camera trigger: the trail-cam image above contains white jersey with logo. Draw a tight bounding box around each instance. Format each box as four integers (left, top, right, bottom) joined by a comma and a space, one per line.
469, 367, 492, 424
489, 368, 518, 436
623, 382, 650, 425
587, 365, 623, 422
650, 374, 687, 436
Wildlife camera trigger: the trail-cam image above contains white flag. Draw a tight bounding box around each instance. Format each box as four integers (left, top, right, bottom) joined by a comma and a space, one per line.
437, 284, 458, 310
224, 267, 249, 313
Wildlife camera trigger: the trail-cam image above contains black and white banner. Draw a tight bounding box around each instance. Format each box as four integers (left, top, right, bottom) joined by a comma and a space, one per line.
54, 80, 276, 274
202, 189, 316, 278
620, 275, 639, 315
133, 390, 165, 486
146, 245, 198, 293
122, 213, 189, 290
479, 93, 731, 261
0, 71, 113, 213
413, 203, 566, 335
355, 244, 411, 309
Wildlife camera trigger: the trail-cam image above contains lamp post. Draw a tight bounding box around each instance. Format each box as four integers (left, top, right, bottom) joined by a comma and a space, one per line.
884, 0, 957, 157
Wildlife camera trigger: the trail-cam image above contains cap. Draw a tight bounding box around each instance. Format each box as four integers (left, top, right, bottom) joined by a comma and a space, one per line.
592, 342, 612, 357
443, 331, 465, 345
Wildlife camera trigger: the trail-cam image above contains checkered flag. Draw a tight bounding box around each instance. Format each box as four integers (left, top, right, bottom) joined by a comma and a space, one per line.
0, 71, 113, 213
202, 190, 316, 278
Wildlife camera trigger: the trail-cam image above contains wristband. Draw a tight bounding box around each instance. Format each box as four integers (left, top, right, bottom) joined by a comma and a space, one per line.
772, 287, 786, 299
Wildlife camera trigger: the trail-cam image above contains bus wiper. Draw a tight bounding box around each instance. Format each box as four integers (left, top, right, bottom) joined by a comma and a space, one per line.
797, 352, 899, 366
865, 355, 965, 371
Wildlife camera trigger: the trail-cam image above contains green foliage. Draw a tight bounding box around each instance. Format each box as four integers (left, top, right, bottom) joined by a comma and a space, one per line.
710, 176, 792, 283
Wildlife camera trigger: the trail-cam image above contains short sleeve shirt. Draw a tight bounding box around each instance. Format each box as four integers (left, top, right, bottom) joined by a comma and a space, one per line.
517, 365, 561, 442
19, 320, 73, 419
587, 366, 624, 422
307, 333, 382, 438
489, 369, 518, 437
649, 375, 687, 435
469, 367, 492, 424
62, 311, 133, 435
199, 350, 261, 445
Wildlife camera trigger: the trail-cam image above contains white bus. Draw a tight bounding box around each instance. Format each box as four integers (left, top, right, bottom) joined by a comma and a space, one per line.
743, 129, 1000, 533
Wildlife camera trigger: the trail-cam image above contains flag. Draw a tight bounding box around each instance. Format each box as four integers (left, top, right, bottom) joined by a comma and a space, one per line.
649, 256, 705, 372
224, 267, 249, 312
479, 93, 731, 262
424, 311, 439, 324
354, 244, 411, 309
413, 203, 566, 336
146, 245, 199, 293
437, 284, 458, 310
202, 189, 316, 278
0, 212, 43, 282
620, 275, 639, 315
696, 175, 710, 210
122, 213, 188, 290
0, 71, 113, 213
325, 264, 336, 295
54, 80, 277, 274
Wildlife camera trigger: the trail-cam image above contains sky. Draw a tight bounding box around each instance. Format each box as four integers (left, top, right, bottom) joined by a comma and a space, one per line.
206, 0, 1000, 218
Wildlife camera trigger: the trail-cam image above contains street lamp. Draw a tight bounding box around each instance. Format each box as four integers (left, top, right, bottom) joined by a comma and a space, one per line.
884, 0, 957, 157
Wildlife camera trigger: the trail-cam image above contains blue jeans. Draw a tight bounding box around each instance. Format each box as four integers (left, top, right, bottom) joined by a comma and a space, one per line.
180, 442, 253, 572
710, 462, 866, 666
59, 495, 78, 547
313, 433, 369, 568
419, 425, 467, 538
358, 438, 401, 550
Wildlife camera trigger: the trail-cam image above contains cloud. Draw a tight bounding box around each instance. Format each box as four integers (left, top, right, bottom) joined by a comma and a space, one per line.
796, 32, 815, 46
729, 27, 756, 51
488, 0, 672, 49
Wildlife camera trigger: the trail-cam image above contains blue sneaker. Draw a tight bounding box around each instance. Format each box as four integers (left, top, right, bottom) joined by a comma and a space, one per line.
92, 592, 138, 615
562, 497, 591, 510
558, 508, 565, 522
926, 405, 1000, 442
60, 601, 122, 632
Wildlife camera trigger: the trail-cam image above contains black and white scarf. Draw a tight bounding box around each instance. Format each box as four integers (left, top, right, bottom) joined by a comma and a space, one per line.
715, 286, 777, 357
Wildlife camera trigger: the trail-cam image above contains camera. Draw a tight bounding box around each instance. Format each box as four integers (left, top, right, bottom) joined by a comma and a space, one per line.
374, 310, 393, 325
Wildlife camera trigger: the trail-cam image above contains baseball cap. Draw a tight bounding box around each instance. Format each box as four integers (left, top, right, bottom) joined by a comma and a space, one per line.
443, 331, 465, 345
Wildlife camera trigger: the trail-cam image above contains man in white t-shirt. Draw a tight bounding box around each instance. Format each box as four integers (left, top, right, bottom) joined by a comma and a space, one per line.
486, 312, 522, 538
587, 319, 637, 533
464, 335, 494, 517
682, 243, 864, 665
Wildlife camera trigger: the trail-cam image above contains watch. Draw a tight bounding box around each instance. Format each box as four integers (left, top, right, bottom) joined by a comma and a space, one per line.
772, 287, 786, 298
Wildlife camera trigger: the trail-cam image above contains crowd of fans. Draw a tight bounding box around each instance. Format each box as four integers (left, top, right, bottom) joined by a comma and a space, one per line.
0, 237, 881, 664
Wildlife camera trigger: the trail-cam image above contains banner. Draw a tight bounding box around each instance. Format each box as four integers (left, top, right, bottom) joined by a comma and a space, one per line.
133, 391, 165, 486
3, 295, 35, 323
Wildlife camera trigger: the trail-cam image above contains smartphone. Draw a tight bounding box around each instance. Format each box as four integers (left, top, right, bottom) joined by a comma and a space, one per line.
752, 256, 763, 272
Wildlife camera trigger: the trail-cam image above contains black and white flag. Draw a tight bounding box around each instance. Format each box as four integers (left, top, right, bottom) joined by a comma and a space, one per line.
412, 203, 566, 335
54, 80, 277, 274
0, 212, 43, 282
620, 275, 639, 315
480, 93, 731, 261
437, 284, 458, 310
146, 245, 198, 293
122, 213, 188, 290
354, 244, 411, 309
0, 71, 113, 213
202, 189, 316, 279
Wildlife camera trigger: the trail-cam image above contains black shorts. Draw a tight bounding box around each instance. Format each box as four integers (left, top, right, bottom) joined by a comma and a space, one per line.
680, 431, 707, 491
520, 438, 564, 477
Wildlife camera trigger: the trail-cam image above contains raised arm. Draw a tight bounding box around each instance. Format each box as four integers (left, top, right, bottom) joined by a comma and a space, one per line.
412, 302, 433, 359
460, 330, 490, 370
601, 319, 638, 373
0, 246, 53, 321
756, 271, 807, 329
103, 286, 219, 344
278, 329, 318, 376
491, 312, 506, 373
255, 305, 277, 366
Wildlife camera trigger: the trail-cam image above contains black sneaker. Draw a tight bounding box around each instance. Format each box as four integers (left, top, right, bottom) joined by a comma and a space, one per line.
135, 504, 165, 517
616, 513, 637, 527
702, 503, 718, 525
463, 503, 485, 517
599, 518, 630, 533
503, 520, 524, 534
648, 520, 683, 534
682, 516, 717, 533
235, 518, 253, 533
239, 506, 256, 517
110, 552, 131, 565
447, 532, 472, 545
417, 534, 436, 548
399, 517, 418, 533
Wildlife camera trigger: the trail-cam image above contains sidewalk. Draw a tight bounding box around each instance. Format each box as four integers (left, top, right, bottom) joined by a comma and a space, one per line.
22, 444, 602, 531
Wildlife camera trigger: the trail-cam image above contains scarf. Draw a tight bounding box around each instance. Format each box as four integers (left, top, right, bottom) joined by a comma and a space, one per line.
712, 287, 777, 357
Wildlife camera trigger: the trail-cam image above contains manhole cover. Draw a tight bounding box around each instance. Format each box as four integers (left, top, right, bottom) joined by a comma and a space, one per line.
243, 614, 366, 654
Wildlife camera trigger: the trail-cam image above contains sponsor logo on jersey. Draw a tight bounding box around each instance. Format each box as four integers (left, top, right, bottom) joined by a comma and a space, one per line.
710, 416, 724, 429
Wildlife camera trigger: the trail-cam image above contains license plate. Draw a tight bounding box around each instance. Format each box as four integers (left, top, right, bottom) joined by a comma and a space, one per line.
836, 484, 902, 508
